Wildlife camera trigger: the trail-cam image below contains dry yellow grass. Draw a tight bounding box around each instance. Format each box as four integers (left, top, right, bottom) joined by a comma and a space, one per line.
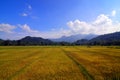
0, 46, 120, 80
0, 46, 85, 80
63, 46, 120, 80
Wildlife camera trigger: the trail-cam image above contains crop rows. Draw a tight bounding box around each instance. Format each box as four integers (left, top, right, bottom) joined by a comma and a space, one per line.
0, 46, 120, 80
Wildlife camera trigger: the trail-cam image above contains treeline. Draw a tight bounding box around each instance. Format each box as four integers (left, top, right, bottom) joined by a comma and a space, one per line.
0, 36, 72, 46
0, 38, 120, 46
0, 32, 120, 46
0, 39, 72, 46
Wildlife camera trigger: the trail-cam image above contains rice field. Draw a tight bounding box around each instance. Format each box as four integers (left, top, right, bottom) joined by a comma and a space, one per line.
0, 46, 120, 80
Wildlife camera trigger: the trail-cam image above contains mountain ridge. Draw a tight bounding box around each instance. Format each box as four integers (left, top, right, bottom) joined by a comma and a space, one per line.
0, 32, 120, 46
51, 34, 97, 42
88, 32, 120, 45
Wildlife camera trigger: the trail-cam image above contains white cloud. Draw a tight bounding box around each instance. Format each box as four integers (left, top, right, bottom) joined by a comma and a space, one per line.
67, 20, 91, 34
1, 13, 120, 40
21, 13, 28, 17
67, 14, 120, 35
20, 4, 32, 17
19, 24, 38, 33
28, 5, 32, 10
0, 23, 16, 33
39, 29, 72, 38
93, 14, 112, 26
111, 10, 116, 16
0, 23, 71, 39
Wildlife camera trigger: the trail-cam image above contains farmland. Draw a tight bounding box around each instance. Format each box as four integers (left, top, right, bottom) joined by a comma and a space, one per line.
0, 46, 120, 80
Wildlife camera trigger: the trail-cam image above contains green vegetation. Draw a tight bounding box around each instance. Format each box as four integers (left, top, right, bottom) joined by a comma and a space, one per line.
0, 46, 120, 80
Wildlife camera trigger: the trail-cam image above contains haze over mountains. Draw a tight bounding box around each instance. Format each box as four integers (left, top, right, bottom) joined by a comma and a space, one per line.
1, 0, 120, 43
51, 34, 97, 43
0, 32, 120, 46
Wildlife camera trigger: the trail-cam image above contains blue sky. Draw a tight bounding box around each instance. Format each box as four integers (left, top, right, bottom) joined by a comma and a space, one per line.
0, 0, 120, 39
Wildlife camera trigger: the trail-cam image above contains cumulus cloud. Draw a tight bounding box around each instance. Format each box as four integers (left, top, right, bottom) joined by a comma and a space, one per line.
67, 14, 120, 35
19, 24, 38, 33
93, 14, 112, 25
1, 13, 120, 40
67, 20, 92, 34
111, 10, 116, 16
0, 23, 16, 33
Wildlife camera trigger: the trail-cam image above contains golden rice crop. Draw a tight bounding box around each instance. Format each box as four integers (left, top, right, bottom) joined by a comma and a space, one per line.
0, 46, 120, 80
0, 46, 85, 80
63, 46, 120, 80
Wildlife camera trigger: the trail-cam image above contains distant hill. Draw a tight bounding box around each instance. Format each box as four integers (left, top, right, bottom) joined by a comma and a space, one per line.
18, 36, 53, 45
51, 34, 97, 42
88, 32, 120, 45
0, 32, 120, 46
0, 36, 53, 46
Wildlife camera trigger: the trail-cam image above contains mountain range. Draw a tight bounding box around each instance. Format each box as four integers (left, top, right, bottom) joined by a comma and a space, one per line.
0, 32, 120, 46
88, 32, 120, 45
51, 34, 97, 42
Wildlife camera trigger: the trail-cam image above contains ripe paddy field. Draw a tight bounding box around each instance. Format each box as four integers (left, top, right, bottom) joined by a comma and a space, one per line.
0, 46, 120, 80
